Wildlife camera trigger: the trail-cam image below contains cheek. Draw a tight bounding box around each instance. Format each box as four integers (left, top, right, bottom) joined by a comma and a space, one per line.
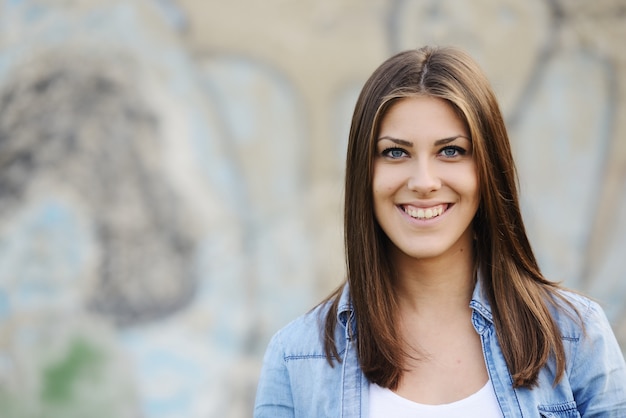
372, 172, 389, 197
372, 166, 403, 193
466, 182, 481, 216
372, 181, 394, 220
372, 183, 397, 204
459, 165, 479, 200
466, 178, 480, 200
371, 185, 386, 212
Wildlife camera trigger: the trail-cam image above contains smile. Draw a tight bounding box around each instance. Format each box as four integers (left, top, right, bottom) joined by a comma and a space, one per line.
402, 204, 448, 220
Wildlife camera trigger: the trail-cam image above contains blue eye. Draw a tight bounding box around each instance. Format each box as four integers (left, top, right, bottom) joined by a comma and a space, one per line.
439, 146, 466, 158
382, 148, 408, 159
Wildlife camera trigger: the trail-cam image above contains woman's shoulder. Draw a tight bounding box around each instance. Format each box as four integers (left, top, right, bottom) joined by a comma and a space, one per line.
266, 295, 338, 359
550, 287, 614, 340
551, 288, 626, 411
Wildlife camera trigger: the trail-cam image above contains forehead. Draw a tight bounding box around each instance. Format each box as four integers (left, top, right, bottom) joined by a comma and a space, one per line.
378, 96, 468, 141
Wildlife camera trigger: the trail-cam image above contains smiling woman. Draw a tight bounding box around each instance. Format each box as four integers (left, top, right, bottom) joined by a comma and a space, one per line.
373, 97, 479, 266
253, 46, 626, 417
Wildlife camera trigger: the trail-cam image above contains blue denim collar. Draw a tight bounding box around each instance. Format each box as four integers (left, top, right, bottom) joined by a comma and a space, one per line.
337, 282, 355, 340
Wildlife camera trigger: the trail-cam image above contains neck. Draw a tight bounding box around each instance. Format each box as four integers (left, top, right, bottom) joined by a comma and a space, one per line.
391, 246, 476, 315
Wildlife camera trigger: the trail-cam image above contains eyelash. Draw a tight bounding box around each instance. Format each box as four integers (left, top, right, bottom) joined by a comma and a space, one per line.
381, 147, 408, 159
439, 145, 467, 158
380, 145, 467, 159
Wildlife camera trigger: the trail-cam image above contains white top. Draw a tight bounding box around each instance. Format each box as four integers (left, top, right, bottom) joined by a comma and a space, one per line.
369, 380, 503, 418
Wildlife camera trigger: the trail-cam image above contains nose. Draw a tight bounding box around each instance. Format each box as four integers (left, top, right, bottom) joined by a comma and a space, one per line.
407, 160, 441, 194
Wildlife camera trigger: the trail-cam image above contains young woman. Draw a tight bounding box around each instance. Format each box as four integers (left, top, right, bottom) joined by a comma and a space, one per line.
254, 46, 626, 417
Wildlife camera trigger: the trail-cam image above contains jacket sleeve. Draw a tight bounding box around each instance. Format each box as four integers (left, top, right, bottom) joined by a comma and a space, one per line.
253, 331, 295, 418
570, 300, 626, 417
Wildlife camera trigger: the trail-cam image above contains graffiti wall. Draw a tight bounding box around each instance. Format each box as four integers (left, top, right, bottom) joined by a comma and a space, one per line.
0, 0, 624, 417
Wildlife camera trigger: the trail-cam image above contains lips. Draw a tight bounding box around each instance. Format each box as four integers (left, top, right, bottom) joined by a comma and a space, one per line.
401, 204, 449, 220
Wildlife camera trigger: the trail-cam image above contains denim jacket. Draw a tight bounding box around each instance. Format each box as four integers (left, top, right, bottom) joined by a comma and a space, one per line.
254, 278, 626, 417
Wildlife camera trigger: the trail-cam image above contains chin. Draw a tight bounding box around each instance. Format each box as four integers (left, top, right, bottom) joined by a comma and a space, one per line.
392, 244, 447, 262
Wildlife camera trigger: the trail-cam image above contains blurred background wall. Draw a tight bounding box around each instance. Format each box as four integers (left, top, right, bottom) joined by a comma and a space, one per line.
0, 0, 624, 417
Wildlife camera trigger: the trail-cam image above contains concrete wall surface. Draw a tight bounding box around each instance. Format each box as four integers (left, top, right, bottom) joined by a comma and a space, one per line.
0, 0, 624, 417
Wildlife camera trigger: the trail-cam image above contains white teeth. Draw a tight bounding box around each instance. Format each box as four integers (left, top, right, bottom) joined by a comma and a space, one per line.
405, 205, 444, 220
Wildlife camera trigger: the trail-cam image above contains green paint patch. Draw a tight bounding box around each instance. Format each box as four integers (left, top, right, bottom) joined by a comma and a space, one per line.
41, 339, 104, 404
0, 392, 20, 417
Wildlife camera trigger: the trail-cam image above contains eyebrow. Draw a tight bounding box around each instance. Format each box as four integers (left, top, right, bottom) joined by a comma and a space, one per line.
377, 135, 470, 146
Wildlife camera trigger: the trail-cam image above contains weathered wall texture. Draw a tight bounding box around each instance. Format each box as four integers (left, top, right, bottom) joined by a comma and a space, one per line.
0, 0, 624, 417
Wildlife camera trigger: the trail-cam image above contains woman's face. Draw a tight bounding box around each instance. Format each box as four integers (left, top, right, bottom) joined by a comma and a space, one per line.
372, 96, 479, 265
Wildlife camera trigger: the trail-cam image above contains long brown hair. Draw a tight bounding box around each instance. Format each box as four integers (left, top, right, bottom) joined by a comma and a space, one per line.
323, 45, 576, 389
